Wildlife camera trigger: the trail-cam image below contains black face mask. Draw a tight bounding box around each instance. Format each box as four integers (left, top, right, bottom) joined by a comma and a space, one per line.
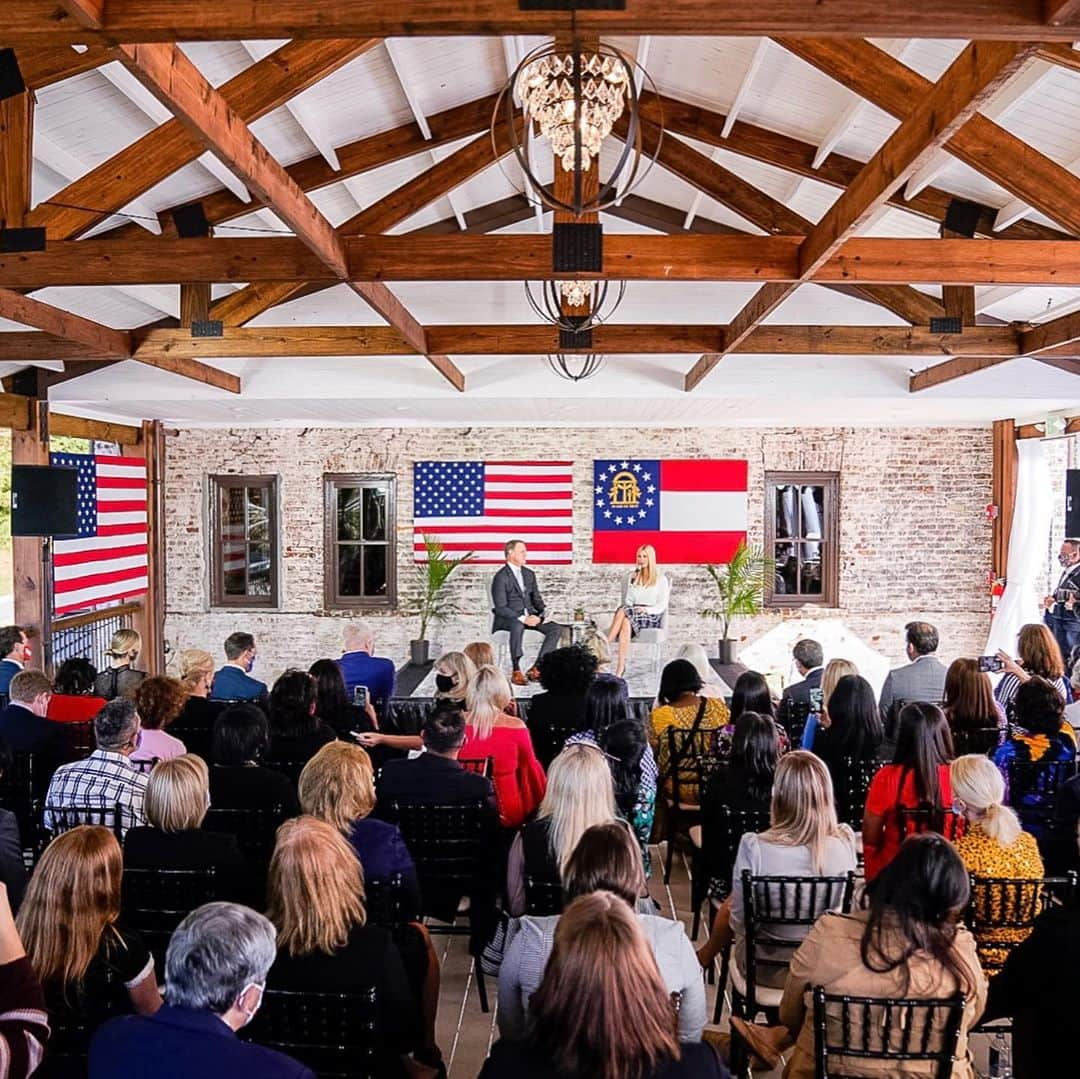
435, 673, 456, 693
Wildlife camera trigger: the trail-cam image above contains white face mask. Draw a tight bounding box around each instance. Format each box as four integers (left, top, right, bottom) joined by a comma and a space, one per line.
236, 981, 264, 1027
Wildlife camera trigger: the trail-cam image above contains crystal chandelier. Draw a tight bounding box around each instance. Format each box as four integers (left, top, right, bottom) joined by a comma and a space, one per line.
524, 278, 626, 334
547, 352, 605, 382
493, 40, 663, 217
515, 51, 629, 173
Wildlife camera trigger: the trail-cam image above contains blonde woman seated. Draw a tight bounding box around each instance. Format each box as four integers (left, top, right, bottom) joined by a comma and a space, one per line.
94, 628, 147, 701
696, 751, 857, 974
298, 741, 421, 919
800, 657, 858, 751
505, 744, 617, 916
266, 817, 438, 1077
461, 665, 546, 828
607, 545, 670, 678
463, 641, 495, 670
497, 822, 706, 1043
951, 753, 1044, 973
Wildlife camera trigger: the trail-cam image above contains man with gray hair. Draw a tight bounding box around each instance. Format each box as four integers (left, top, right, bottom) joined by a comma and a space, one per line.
42, 698, 148, 835
779, 638, 825, 714
337, 621, 395, 719
89, 902, 312, 1078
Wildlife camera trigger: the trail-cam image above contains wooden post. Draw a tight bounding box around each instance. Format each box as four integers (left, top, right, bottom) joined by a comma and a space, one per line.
12, 399, 48, 669
179, 282, 210, 327
992, 418, 1018, 580
0, 89, 33, 229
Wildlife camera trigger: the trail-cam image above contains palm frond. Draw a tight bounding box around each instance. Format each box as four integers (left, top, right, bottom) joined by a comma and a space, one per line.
699, 540, 773, 639
407, 534, 475, 640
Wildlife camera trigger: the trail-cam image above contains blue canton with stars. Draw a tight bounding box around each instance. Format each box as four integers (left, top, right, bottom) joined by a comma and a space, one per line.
49, 454, 97, 537
593, 459, 660, 532
414, 461, 485, 518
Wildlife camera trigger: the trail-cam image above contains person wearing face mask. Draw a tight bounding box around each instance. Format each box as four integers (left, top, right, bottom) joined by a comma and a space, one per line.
0, 626, 30, 696
1045, 539, 1080, 665
210, 632, 268, 705
88, 901, 313, 1079
433, 650, 476, 709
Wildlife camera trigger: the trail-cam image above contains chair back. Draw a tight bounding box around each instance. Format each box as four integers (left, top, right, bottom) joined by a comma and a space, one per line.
778, 698, 811, 747
949, 725, 1001, 756
38, 968, 126, 1078
42, 802, 122, 845
742, 871, 856, 1016
837, 757, 881, 827
665, 725, 718, 806
525, 873, 563, 916
122, 866, 219, 970
811, 986, 967, 1079
364, 873, 412, 927
487, 574, 499, 614
63, 721, 95, 757
203, 804, 286, 860
896, 805, 963, 842
0, 751, 36, 843
1005, 758, 1078, 835
700, 804, 771, 902
246, 987, 380, 1079
460, 756, 493, 778
264, 758, 309, 787
131, 757, 159, 775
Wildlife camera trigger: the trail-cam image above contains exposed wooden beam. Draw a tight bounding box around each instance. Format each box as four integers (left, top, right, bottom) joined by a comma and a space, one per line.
1045, 1, 1080, 26
778, 37, 1080, 237
848, 285, 945, 326
17, 45, 108, 88
49, 411, 141, 444
1035, 41, 1080, 75
991, 418, 1017, 579
57, 0, 105, 28
1017, 309, 1080, 355
909, 356, 1015, 391
9, 1, 1080, 43
0, 89, 33, 229
25, 39, 375, 240
179, 283, 211, 328
0, 288, 132, 357
0, 394, 31, 430
1034, 354, 1080, 376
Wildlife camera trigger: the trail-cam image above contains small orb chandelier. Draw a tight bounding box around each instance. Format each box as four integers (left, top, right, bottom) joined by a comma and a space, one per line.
547, 352, 605, 382
493, 39, 662, 216
524, 278, 626, 334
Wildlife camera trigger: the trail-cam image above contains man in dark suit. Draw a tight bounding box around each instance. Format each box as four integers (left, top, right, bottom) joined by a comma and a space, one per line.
89, 902, 312, 1079
1045, 539, 1080, 666
0, 626, 29, 697
491, 539, 562, 686
780, 638, 825, 710
878, 620, 948, 737
210, 632, 268, 704
0, 669, 70, 760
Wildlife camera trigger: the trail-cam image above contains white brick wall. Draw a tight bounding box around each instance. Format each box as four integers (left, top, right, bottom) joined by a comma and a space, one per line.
162, 425, 993, 683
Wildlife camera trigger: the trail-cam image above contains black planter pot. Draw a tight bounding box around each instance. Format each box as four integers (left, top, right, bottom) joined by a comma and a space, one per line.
717, 639, 738, 665
409, 640, 430, 667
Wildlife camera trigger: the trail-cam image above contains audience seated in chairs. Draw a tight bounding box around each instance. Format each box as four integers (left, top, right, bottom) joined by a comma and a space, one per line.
497, 821, 705, 1045
130, 677, 187, 768
798, 657, 857, 750
778, 639, 824, 715
93, 629, 147, 702
0, 880, 49, 1077
19, 826, 161, 1074
88, 901, 312, 1079
265, 669, 336, 782
734, 834, 987, 1077
168, 649, 224, 760
676, 644, 730, 699
123, 754, 245, 897
994, 623, 1069, 715
527, 645, 598, 769
206, 703, 300, 817
265, 817, 432, 1077
307, 658, 375, 737
47, 659, 108, 724
506, 744, 616, 917
431, 650, 477, 712
0, 739, 28, 912
336, 622, 396, 719
862, 701, 957, 880
651, 658, 729, 795
695, 752, 857, 980
461, 665, 546, 829
809, 674, 884, 797
0, 670, 69, 762
944, 657, 1006, 751
209, 632, 268, 705
298, 742, 421, 919
950, 753, 1045, 973
566, 677, 658, 870
375, 702, 497, 812
44, 699, 149, 838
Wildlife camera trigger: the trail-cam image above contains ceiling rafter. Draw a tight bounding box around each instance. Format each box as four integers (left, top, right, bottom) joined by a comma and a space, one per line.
16, 44, 108, 88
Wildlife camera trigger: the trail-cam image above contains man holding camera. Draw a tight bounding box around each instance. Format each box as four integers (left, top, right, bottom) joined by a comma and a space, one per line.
1045, 539, 1080, 665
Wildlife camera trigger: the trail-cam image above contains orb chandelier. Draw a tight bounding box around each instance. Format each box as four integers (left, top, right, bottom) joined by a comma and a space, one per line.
493, 39, 662, 217
547, 352, 605, 382
524, 278, 626, 334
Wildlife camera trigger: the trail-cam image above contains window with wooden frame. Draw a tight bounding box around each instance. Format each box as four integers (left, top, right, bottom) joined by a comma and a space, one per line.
324, 475, 396, 609
209, 475, 280, 608
764, 472, 840, 608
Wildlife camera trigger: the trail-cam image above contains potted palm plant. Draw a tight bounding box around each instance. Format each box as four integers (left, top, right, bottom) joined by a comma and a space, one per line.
700, 540, 771, 665
407, 534, 474, 666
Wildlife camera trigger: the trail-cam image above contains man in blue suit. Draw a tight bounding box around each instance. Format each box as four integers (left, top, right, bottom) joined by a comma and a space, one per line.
210, 632, 268, 703
336, 622, 395, 718
0, 626, 30, 696
90, 902, 312, 1079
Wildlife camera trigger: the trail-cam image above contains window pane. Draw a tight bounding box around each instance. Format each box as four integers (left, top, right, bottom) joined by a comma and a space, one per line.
223, 568, 246, 595
338, 545, 363, 597
246, 545, 271, 596
246, 487, 269, 544
774, 543, 797, 595
222, 490, 247, 591
362, 486, 387, 542
775, 485, 797, 539
225, 486, 246, 534
363, 545, 388, 597
801, 544, 824, 594
337, 488, 363, 542
800, 485, 825, 540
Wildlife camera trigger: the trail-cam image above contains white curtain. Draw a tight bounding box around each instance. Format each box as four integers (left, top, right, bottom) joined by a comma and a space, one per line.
985, 438, 1052, 656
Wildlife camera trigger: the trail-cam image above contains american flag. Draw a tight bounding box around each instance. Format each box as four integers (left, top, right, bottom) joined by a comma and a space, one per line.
413, 460, 573, 564
50, 453, 148, 616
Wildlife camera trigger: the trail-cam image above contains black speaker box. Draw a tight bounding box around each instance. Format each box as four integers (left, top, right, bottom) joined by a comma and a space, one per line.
0, 49, 25, 102
11, 465, 79, 537
171, 201, 210, 238
1067, 469, 1080, 539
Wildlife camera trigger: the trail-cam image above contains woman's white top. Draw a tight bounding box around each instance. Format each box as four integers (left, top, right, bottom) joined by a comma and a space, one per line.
624, 573, 670, 614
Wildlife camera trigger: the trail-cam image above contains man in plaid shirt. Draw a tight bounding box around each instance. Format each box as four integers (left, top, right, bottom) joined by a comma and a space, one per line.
44, 698, 148, 835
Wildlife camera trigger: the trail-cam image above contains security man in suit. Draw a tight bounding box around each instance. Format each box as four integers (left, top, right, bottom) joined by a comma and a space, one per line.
1045, 538, 1080, 666
491, 539, 562, 685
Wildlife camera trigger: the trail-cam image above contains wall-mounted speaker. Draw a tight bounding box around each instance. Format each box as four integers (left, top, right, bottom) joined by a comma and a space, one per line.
11, 466, 78, 537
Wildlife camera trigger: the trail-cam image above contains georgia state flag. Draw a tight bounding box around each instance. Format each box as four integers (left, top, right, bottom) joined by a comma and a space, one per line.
592, 458, 748, 564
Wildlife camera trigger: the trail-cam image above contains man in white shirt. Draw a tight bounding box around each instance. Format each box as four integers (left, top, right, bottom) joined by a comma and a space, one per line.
0, 626, 29, 696
491, 540, 561, 686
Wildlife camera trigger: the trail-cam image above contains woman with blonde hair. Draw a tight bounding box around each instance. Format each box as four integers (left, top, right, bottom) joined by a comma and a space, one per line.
996, 623, 1069, 712
461, 664, 546, 828
265, 816, 427, 1074
298, 742, 420, 917
799, 657, 857, 750
607, 544, 671, 679
18, 826, 161, 1046
505, 744, 616, 915
951, 754, 1044, 972
169, 649, 221, 757
433, 650, 477, 709
123, 754, 244, 887
178, 649, 215, 698
463, 641, 495, 670
94, 628, 146, 701
489, 888, 719, 1079
696, 750, 857, 973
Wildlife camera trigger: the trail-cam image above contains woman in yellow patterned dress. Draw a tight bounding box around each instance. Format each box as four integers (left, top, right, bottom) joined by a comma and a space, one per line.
951, 754, 1044, 973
